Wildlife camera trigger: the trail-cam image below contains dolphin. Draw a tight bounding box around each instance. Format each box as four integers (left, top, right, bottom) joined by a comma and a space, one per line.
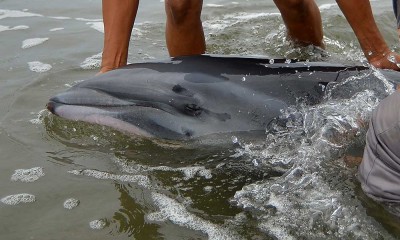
47, 55, 389, 140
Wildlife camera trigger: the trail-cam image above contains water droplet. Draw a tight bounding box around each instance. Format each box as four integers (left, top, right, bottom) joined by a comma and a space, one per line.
368, 51, 372, 56
285, 59, 291, 64
252, 159, 259, 167
269, 59, 275, 64
387, 54, 396, 63
231, 136, 238, 144
242, 76, 246, 81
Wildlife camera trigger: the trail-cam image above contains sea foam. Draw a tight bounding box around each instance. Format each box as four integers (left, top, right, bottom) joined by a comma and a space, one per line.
89, 219, 106, 230
11, 167, 44, 182
80, 52, 102, 70
0, 25, 29, 33
1, 194, 36, 205
22, 38, 49, 49
149, 193, 240, 240
0, 9, 42, 20
63, 198, 80, 209
68, 169, 151, 188
28, 61, 52, 73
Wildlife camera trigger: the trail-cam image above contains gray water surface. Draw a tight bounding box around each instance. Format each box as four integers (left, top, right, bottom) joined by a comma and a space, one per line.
1, 0, 400, 239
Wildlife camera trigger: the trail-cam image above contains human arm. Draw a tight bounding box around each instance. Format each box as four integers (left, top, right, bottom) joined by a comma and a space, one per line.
336, 0, 400, 71
100, 0, 139, 74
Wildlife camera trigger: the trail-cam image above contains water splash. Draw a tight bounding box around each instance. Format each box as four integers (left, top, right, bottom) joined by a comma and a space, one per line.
231, 72, 395, 239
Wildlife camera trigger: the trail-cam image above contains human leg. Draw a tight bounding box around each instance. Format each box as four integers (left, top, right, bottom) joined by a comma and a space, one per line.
100, 0, 139, 73
165, 0, 205, 57
273, 0, 324, 48
393, 0, 400, 41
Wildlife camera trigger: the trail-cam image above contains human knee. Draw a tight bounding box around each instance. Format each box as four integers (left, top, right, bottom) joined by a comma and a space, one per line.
274, 0, 309, 9
165, 0, 202, 24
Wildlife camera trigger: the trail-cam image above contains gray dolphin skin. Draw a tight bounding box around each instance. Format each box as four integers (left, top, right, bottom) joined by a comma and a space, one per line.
47, 55, 375, 140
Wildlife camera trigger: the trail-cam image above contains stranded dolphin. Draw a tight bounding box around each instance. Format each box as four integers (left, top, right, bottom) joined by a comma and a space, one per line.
47, 55, 387, 140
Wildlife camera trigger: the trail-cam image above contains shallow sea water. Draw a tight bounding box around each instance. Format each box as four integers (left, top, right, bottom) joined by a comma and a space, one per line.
1, 0, 400, 239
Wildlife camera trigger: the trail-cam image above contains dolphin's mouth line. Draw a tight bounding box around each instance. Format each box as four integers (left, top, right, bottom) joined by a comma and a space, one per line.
48, 98, 186, 118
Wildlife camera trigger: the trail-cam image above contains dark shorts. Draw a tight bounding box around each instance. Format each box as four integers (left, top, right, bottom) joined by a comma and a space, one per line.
358, 91, 400, 202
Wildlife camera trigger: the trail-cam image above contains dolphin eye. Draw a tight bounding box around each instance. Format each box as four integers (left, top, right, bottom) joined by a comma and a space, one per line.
184, 104, 202, 116
172, 84, 185, 93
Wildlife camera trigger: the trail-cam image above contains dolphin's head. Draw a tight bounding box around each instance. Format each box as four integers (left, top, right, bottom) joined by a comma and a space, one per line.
47, 65, 287, 140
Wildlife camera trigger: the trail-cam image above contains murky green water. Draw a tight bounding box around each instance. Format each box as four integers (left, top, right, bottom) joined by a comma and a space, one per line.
1, 0, 400, 239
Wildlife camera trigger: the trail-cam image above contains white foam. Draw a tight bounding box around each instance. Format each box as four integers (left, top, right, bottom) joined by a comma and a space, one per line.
49, 27, 64, 32
29, 109, 48, 124
203, 12, 280, 32
229, 12, 280, 20
75, 17, 102, 22
80, 52, 102, 70
89, 219, 106, 230
0, 9, 42, 20
48, 16, 71, 20
319, 3, 337, 10
28, 61, 52, 73
11, 167, 44, 182
63, 198, 80, 209
22, 38, 49, 49
149, 193, 240, 240
12, 25, 29, 30
149, 165, 212, 180
114, 157, 213, 181
202, 21, 230, 31
206, 4, 224, 7
0, 25, 7, 32
0, 25, 29, 33
1, 193, 36, 205
68, 169, 151, 188
86, 22, 104, 33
